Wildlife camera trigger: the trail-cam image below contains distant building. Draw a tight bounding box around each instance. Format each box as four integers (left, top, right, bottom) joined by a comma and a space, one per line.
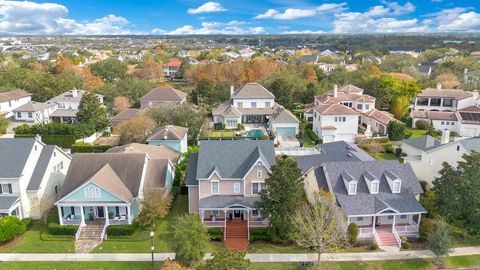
162, 59, 182, 79
139, 86, 188, 109
147, 125, 188, 153
0, 89, 32, 118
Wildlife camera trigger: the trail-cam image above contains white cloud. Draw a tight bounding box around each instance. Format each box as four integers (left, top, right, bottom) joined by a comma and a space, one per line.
430, 8, 480, 32
166, 21, 263, 35
249, 26, 265, 34
151, 28, 166, 35
255, 3, 346, 20
0, 0, 134, 35
187, 2, 226, 14
365, 1, 415, 17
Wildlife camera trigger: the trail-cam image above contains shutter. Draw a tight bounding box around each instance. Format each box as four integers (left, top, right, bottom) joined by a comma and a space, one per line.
8, 184, 12, 194
115, 207, 120, 216
71, 206, 75, 215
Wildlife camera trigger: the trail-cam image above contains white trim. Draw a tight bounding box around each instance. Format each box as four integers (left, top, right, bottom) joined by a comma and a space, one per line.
56, 202, 131, 207
55, 180, 129, 204
347, 212, 426, 218
370, 180, 379, 194
242, 158, 272, 182
211, 180, 219, 195
233, 182, 241, 193
251, 181, 265, 196
377, 207, 399, 214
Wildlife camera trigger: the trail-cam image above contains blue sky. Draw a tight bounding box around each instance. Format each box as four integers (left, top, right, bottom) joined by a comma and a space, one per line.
1, 0, 480, 34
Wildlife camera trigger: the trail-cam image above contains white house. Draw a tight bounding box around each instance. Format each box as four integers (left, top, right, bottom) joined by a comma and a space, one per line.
312, 103, 359, 143
0, 89, 32, 118
401, 132, 480, 186
0, 137, 71, 219
147, 125, 188, 153
13, 101, 57, 123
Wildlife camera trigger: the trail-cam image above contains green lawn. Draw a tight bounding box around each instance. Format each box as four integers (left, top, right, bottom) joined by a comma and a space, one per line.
406, 128, 427, 138
0, 262, 163, 270
208, 130, 236, 138
374, 153, 400, 160
248, 241, 310, 253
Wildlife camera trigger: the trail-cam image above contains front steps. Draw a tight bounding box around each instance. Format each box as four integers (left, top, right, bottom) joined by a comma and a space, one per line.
75, 223, 105, 253
224, 220, 249, 251
376, 228, 400, 251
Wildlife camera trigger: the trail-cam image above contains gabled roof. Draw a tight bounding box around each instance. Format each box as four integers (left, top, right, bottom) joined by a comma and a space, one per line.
402, 136, 442, 152
195, 140, 275, 179
140, 87, 187, 102
185, 153, 199, 186
111, 108, 140, 125
163, 59, 182, 68
147, 125, 188, 141
0, 138, 37, 178
48, 89, 102, 104
107, 143, 180, 163
50, 109, 78, 117
232, 83, 275, 99
362, 109, 396, 125
0, 89, 31, 103
417, 88, 473, 100
313, 104, 359, 115
270, 103, 300, 123
459, 137, 480, 153
89, 164, 134, 203
13, 101, 55, 112
339, 84, 364, 93
199, 195, 260, 208
144, 159, 170, 189
27, 145, 56, 191
212, 100, 242, 117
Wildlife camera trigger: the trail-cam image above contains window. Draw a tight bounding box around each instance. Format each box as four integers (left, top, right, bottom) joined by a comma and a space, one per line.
400, 215, 407, 219
28, 112, 33, 118
441, 121, 445, 125
252, 182, 265, 195
443, 99, 453, 107
446, 122, 449, 125
211, 181, 219, 195
357, 217, 364, 221
371, 181, 379, 194
388, 215, 394, 220
54, 185, 59, 195
84, 186, 100, 198
256, 170, 262, 178
457, 145, 461, 151
365, 104, 370, 110
348, 182, 357, 195
0, 183, 12, 194
356, 104, 363, 110
314, 112, 317, 118
234, 183, 240, 193
265, 101, 271, 107
392, 181, 401, 193
334, 116, 346, 122
237, 102, 243, 108
212, 210, 220, 216
428, 157, 434, 166
251, 102, 257, 108
16, 112, 21, 118
252, 209, 259, 216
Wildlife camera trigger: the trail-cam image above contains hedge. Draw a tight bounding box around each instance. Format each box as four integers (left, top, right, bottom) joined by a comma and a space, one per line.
14, 134, 76, 148
13, 122, 96, 139
48, 223, 78, 235
21, 218, 32, 229
71, 144, 112, 153
305, 128, 321, 144
106, 225, 134, 236
208, 227, 223, 241
250, 228, 272, 241
0, 216, 27, 242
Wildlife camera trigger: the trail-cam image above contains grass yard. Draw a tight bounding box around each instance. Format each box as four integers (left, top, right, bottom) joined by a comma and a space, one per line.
374, 152, 400, 160
0, 262, 163, 270
248, 241, 310, 253
208, 130, 236, 138
406, 128, 427, 138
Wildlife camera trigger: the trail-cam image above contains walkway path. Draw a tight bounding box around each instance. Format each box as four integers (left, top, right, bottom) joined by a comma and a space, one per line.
1, 247, 480, 262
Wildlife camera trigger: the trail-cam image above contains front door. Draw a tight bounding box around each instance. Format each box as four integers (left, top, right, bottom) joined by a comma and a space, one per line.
97, 207, 105, 218
233, 210, 241, 219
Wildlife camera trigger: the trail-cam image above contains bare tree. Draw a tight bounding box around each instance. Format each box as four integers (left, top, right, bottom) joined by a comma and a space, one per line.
113, 96, 132, 114
291, 195, 347, 267
137, 188, 173, 229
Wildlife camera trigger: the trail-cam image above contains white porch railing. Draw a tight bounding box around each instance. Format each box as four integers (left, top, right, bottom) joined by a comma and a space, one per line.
62, 217, 82, 225
275, 147, 320, 156
75, 224, 84, 241
392, 226, 402, 248
372, 227, 381, 246
249, 220, 269, 227
395, 224, 418, 235
203, 220, 225, 227
100, 223, 108, 240
358, 227, 373, 238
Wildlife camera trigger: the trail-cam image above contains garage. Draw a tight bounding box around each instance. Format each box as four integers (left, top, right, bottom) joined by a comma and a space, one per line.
275, 127, 296, 137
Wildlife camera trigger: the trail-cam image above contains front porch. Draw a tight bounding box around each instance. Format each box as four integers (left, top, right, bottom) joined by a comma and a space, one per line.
57, 204, 134, 226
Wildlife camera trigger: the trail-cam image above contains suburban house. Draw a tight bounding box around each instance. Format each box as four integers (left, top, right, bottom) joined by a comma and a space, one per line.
55, 144, 179, 240
212, 83, 300, 137
146, 125, 188, 153
0, 89, 32, 118
295, 141, 426, 249
110, 108, 140, 126
186, 140, 273, 242
401, 133, 480, 186
410, 85, 480, 137
139, 86, 188, 109
162, 59, 182, 79
311, 84, 396, 142
0, 137, 71, 219
13, 101, 57, 123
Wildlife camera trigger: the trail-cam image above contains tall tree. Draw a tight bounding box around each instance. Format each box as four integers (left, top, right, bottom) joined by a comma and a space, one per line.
0, 115, 10, 134
136, 188, 172, 229
291, 195, 347, 266
116, 115, 156, 144
198, 249, 250, 270
90, 58, 128, 82
113, 96, 132, 114
172, 214, 209, 266
132, 58, 164, 82
256, 157, 306, 243
387, 121, 406, 141
77, 91, 109, 131
428, 218, 452, 262
433, 151, 480, 235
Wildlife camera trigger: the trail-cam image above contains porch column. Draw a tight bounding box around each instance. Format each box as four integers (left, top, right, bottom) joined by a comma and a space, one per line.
392, 215, 396, 233
104, 206, 109, 226
127, 206, 132, 225
347, 217, 350, 226
417, 214, 422, 231
58, 206, 63, 225
200, 210, 205, 223
223, 209, 227, 240
80, 206, 85, 226
372, 216, 375, 229
247, 210, 250, 240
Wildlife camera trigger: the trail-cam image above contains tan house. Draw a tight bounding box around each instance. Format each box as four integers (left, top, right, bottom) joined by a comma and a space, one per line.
186, 140, 274, 240
139, 87, 188, 109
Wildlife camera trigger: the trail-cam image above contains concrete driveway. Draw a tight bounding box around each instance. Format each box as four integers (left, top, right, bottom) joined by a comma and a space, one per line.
277, 135, 300, 147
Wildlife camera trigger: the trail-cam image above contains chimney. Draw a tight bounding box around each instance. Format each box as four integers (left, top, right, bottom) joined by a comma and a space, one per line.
230, 85, 234, 98
436, 83, 442, 90
35, 134, 42, 142
71, 89, 78, 97
441, 129, 450, 144
425, 136, 435, 148
333, 84, 338, 97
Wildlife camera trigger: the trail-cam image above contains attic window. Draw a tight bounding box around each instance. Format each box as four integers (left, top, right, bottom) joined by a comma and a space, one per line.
348, 182, 357, 195
84, 186, 100, 198
256, 170, 262, 178
392, 180, 401, 193
371, 181, 379, 194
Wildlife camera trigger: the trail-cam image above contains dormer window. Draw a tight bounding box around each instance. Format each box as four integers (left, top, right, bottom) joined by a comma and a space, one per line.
392, 180, 401, 193
348, 182, 357, 195
371, 181, 379, 194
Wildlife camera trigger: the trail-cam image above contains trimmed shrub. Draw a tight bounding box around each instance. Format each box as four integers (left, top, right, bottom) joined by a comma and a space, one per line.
250, 228, 272, 241
0, 216, 26, 242
347, 223, 359, 244
305, 128, 320, 144
213, 123, 225, 130
369, 240, 379, 250
419, 218, 435, 240
385, 144, 394, 153
71, 143, 112, 153
21, 218, 32, 229
415, 120, 429, 130
14, 134, 77, 148
395, 147, 403, 157
401, 236, 410, 249
47, 223, 78, 235
107, 225, 134, 236
207, 228, 223, 241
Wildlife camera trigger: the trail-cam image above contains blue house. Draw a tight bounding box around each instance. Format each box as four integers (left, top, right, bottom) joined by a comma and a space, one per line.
147, 125, 188, 153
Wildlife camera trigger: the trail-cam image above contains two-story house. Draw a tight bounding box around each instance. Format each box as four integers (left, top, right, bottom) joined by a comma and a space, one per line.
212, 83, 299, 137
139, 86, 188, 109
186, 140, 274, 241
410, 84, 480, 137
401, 132, 480, 186
296, 141, 425, 250
0, 89, 32, 118
0, 137, 71, 219
146, 125, 189, 153
13, 101, 57, 123
162, 59, 182, 79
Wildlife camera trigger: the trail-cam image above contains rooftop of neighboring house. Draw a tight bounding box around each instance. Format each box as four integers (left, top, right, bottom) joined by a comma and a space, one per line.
232, 83, 275, 99
313, 103, 360, 115
321, 160, 425, 216
147, 125, 188, 141
110, 108, 141, 125
411, 110, 458, 121
270, 104, 300, 124
402, 135, 443, 152
107, 143, 181, 164
12, 101, 55, 112
459, 137, 480, 153
0, 89, 31, 103
185, 140, 275, 185
47, 89, 103, 104
315, 84, 375, 104
162, 59, 182, 68
300, 55, 318, 63
416, 87, 474, 100
139, 86, 188, 102
362, 109, 396, 125
50, 109, 78, 117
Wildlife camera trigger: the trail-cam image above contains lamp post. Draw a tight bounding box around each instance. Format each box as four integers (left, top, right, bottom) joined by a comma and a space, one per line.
150, 231, 155, 265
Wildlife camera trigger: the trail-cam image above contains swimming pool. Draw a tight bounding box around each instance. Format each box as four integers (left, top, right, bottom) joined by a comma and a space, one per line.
246, 129, 263, 138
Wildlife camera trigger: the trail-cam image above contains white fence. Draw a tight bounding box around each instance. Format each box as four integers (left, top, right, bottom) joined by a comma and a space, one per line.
275, 147, 320, 156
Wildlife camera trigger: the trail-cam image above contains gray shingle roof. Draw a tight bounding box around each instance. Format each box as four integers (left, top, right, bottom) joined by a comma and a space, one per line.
0, 196, 20, 211
459, 137, 480, 153
185, 153, 198, 186
233, 83, 275, 99
147, 125, 188, 141
195, 140, 275, 179
27, 145, 55, 191
199, 195, 260, 208
323, 160, 425, 216
0, 138, 36, 178
13, 101, 55, 112
270, 104, 300, 124
402, 136, 442, 152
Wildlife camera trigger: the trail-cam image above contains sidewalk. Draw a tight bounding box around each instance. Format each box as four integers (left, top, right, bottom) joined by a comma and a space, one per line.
1, 247, 480, 262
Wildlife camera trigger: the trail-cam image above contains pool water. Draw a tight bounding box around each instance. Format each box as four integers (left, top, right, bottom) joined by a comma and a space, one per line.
246, 129, 263, 137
